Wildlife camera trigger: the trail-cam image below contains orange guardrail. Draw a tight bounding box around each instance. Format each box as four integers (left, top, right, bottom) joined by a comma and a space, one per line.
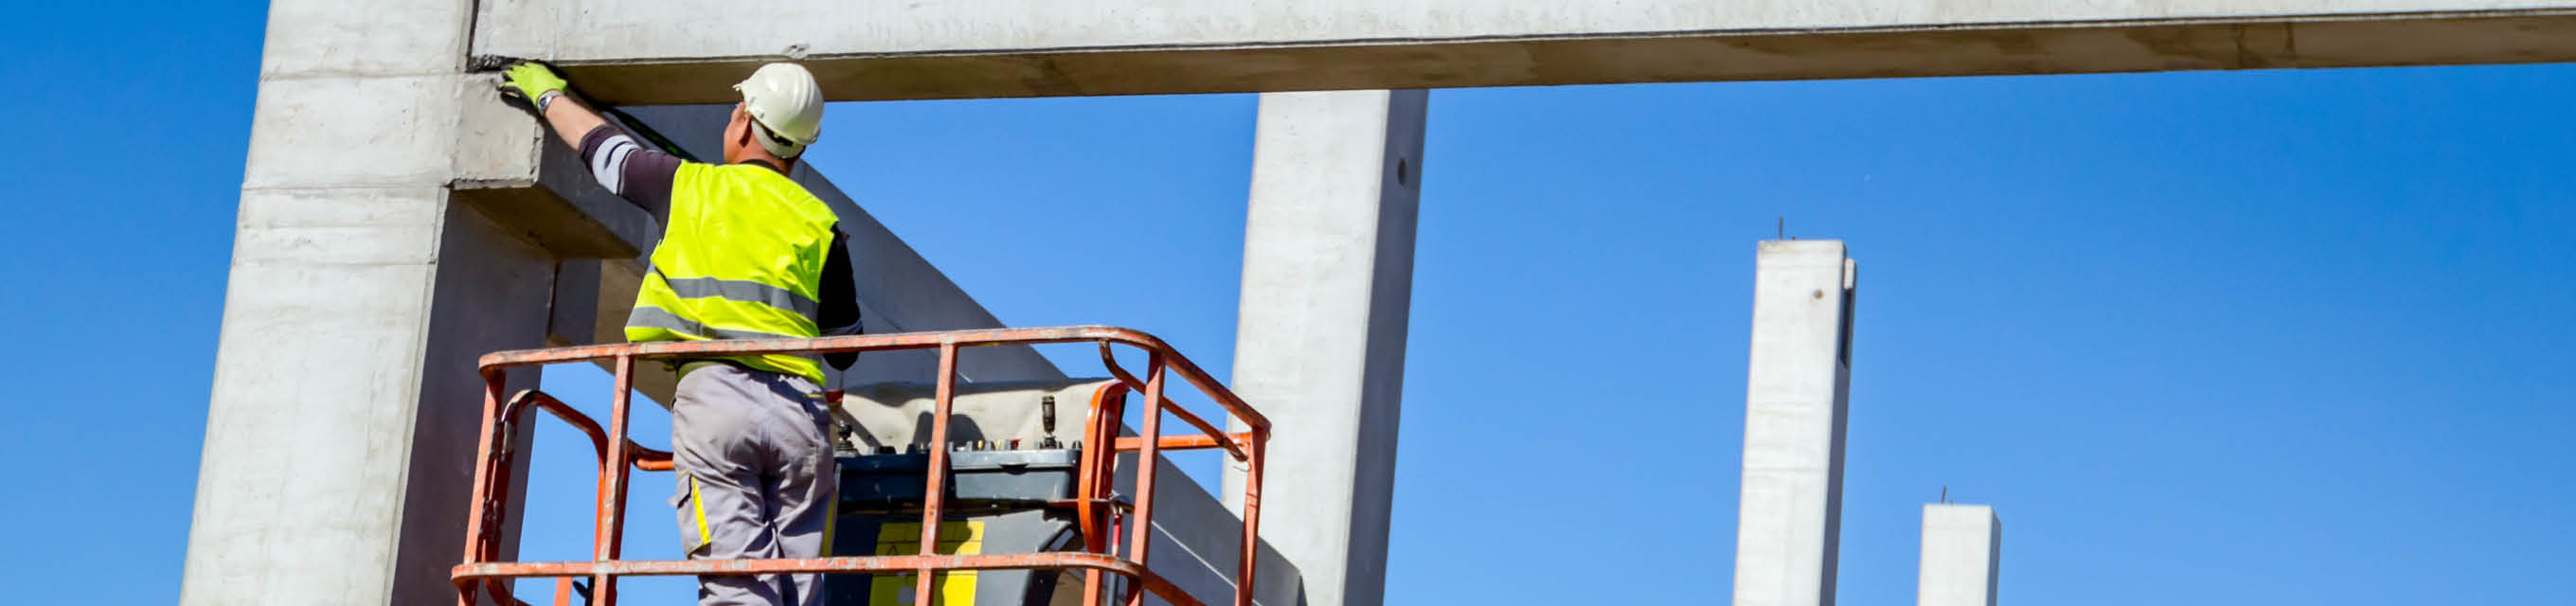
452, 326, 1271, 606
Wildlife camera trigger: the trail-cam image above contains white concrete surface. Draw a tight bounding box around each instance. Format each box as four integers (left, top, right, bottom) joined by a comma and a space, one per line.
392, 207, 561, 601
1734, 241, 1858, 606
472, 0, 2576, 102
1222, 90, 1426, 606
1919, 505, 2003, 606
450, 79, 658, 258
180, 0, 507, 602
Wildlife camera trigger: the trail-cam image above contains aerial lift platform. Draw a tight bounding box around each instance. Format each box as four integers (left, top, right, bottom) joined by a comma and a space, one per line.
447, 326, 1273, 606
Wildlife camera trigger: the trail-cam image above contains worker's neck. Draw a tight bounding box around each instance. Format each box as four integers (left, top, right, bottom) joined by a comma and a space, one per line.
735, 156, 792, 175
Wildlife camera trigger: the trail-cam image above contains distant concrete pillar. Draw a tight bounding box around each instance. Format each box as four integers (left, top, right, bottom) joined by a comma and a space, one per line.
1221, 89, 1426, 606
1919, 505, 2002, 606
1732, 241, 1858, 606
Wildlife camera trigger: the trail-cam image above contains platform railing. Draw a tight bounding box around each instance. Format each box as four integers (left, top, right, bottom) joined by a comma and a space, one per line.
452, 326, 1272, 606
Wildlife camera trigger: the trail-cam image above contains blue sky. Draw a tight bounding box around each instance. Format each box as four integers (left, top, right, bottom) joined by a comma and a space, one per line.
7, 2, 2575, 604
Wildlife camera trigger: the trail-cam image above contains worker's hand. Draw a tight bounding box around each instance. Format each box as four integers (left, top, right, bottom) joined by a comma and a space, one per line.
498, 62, 570, 106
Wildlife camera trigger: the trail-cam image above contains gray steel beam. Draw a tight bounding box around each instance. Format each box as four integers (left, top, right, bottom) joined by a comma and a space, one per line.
472, 1, 2576, 103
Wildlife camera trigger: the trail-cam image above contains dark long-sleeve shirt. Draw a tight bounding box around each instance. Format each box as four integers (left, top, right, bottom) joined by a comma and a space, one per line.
578, 126, 862, 370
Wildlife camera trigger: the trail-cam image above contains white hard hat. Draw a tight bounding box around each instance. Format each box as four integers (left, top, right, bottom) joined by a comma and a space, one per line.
734, 62, 825, 158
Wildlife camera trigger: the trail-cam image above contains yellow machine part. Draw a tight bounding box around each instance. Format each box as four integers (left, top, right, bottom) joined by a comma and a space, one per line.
869, 522, 984, 605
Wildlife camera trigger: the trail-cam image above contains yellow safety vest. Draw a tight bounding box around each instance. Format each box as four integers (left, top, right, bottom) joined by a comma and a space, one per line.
624, 162, 840, 384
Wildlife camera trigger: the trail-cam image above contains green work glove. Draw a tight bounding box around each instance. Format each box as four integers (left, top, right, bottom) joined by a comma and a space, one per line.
499, 62, 570, 108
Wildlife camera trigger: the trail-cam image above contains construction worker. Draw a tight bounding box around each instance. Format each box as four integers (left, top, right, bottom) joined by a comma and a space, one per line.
498, 61, 859, 606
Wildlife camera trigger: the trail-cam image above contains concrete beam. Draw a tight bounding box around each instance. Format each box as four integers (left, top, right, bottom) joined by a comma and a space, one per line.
1918, 505, 2003, 606
1222, 90, 1425, 606
473, 1, 2576, 103
1733, 241, 1857, 606
450, 82, 657, 259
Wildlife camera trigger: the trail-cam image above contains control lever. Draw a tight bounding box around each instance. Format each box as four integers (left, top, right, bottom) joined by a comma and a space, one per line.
1038, 395, 1064, 449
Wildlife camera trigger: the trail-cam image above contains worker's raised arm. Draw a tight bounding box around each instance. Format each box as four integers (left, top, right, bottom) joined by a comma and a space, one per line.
496, 62, 678, 222
498, 62, 608, 150
574, 129, 680, 223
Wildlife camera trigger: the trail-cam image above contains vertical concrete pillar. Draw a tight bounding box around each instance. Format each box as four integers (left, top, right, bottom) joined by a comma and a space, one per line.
1732, 241, 1858, 606
1918, 505, 2003, 606
180, 1, 556, 604
1221, 89, 1427, 606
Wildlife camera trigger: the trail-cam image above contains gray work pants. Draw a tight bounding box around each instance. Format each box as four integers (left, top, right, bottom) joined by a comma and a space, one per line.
670, 364, 836, 606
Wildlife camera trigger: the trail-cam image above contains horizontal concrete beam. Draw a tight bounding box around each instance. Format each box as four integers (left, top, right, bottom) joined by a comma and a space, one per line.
451, 78, 657, 258
473, 1, 2576, 103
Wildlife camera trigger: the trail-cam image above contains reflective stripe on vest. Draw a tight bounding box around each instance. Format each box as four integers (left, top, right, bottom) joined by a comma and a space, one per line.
626, 307, 805, 342
658, 276, 820, 319
624, 162, 841, 384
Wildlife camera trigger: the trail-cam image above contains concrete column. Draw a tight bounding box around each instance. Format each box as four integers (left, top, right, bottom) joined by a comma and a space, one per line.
1732, 241, 1858, 606
1918, 505, 2003, 606
179, 1, 559, 604
1222, 89, 1427, 606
